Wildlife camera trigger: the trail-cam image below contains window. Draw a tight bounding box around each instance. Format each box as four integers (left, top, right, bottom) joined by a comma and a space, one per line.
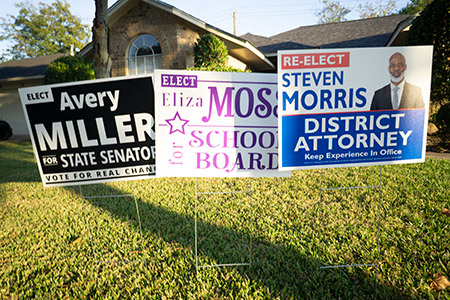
127, 34, 162, 75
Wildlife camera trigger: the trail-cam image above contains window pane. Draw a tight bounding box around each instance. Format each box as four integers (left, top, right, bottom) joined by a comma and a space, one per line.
127, 58, 136, 75
155, 55, 163, 69
137, 46, 152, 56
144, 35, 156, 47
145, 57, 153, 73
136, 58, 145, 73
135, 35, 144, 48
152, 41, 161, 54
127, 43, 137, 58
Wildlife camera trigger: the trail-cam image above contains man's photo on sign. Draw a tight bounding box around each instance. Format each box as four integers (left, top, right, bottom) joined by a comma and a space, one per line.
370, 52, 424, 110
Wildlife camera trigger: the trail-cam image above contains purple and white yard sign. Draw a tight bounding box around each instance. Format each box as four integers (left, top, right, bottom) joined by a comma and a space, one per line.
155, 70, 289, 177
278, 46, 433, 170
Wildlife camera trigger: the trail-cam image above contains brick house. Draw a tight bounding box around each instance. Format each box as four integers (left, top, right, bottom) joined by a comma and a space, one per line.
0, 0, 415, 136
79, 0, 275, 74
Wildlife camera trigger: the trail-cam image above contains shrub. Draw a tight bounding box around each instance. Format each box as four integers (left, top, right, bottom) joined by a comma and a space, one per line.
434, 103, 450, 148
193, 34, 228, 69
187, 65, 248, 72
190, 34, 247, 72
43, 55, 95, 84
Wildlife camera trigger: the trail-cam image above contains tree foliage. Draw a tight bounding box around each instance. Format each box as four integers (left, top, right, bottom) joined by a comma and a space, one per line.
358, 0, 398, 19
0, 0, 90, 62
43, 56, 95, 84
316, 0, 351, 24
399, 0, 433, 14
406, 0, 449, 107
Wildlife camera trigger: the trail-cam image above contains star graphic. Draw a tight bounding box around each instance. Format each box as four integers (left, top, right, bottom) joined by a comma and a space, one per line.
165, 111, 189, 135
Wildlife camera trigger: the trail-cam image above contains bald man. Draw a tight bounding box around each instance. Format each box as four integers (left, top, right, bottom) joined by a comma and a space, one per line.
370, 52, 424, 110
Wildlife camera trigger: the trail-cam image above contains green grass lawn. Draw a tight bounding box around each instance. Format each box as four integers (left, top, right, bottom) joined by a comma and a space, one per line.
0, 140, 449, 299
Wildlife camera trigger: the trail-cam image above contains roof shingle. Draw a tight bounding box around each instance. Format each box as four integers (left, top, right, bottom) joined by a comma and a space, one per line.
241, 14, 411, 54
0, 54, 64, 80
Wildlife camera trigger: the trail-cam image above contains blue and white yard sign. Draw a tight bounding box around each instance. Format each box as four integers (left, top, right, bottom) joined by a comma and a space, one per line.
278, 46, 433, 170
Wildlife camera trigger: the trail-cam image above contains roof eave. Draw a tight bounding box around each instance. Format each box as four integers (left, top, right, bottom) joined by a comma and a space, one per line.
206, 27, 275, 70
385, 13, 418, 46
0, 75, 44, 82
0, 75, 44, 86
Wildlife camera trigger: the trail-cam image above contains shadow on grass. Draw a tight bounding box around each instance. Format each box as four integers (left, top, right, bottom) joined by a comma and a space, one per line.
0, 141, 411, 298
70, 181, 412, 299
0, 141, 40, 183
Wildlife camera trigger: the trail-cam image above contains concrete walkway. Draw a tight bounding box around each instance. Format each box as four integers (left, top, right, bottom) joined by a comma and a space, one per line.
426, 152, 450, 160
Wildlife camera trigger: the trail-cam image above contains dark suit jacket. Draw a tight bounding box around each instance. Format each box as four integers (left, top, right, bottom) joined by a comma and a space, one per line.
370, 82, 424, 110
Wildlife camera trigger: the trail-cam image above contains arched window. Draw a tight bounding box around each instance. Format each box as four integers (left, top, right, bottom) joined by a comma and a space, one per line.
127, 34, 162, 75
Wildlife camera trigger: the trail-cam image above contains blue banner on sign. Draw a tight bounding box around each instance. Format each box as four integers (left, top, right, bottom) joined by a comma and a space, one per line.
281, 109, 425, 167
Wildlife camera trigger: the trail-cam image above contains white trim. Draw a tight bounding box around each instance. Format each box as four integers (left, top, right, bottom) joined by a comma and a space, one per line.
385, 13, 418, 46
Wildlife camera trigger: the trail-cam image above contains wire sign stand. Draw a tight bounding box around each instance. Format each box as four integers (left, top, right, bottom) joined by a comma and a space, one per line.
194, 178, 253, 277
79, 183, 147, 266
318, 165, 382, 276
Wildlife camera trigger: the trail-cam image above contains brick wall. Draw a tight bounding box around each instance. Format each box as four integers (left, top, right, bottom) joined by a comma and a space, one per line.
109, 2, 207, 77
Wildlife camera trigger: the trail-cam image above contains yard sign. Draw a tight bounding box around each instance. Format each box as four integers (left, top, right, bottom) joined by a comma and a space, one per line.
19, 75, 156, 187
278, 46, 433, 170
155, 70, 289, 177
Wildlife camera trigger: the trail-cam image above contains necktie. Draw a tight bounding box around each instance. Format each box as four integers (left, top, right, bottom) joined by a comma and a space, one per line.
392, 86, 399, 109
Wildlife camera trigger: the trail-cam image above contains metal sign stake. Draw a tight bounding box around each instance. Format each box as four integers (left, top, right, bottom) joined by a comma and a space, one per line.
194, 178, 252, 278
319, 165, 382, 292
80, 182, 147, 266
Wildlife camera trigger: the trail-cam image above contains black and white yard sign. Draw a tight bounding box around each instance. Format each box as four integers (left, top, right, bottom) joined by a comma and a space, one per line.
19, 75, 156, 187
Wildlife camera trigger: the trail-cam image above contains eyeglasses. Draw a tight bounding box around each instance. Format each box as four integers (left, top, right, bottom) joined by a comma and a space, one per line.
389, 63, 405, 69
